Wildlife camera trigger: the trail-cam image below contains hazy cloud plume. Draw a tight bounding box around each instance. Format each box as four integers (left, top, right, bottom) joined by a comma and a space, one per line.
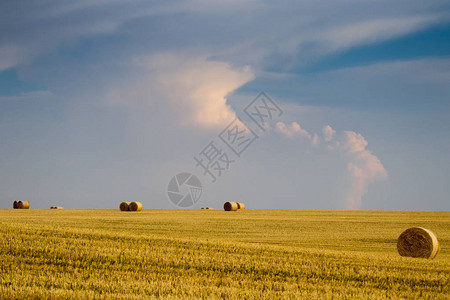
343, 131, 388, 209
275, 121, 388, 209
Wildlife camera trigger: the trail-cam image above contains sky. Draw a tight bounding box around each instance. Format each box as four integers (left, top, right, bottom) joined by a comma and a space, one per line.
1, 0, 449, 210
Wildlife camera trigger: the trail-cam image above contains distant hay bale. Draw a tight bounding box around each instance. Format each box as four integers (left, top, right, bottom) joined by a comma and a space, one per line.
397, 227, 440, 259
50, 206, 63, 209
224, 202, 238, 211
120, 202, 131, 211
13, 201, 18, 209
17, 201, 30, 209
237, 202, 245, 209
129, 201, 143, 212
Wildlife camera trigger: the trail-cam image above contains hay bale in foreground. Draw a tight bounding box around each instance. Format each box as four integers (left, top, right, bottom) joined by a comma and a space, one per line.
237, 202, 245, 209
397, 227, 439, 259
50, 206, 63, 209
224, 202, 238, 211
120, 202, 131, 211
13, 201, 18, 209
17, 201, 30, 209
129, 201, 143, 212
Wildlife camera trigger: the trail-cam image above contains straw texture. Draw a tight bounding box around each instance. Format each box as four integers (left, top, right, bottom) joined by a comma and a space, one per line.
129, 202, 143, 212
120, 202, 131, 211
237, 202, 246, 209
224, 202, 238, 211
17, 201, 30, 209
397, 227, 439, 259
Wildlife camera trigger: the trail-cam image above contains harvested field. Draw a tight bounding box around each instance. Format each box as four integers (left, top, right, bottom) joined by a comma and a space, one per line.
0, 209, 448, 299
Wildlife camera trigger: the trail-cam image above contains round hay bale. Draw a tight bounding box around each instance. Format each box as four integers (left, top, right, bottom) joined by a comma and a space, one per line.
50, 206, 63, 209
13, 201, 18, 209
237, 202, 245, 209
120, 202, 131, 211
17, 201, 30, 209
224, 201, 238, 211
129, 201, 143, 212
397, 227, 440, 259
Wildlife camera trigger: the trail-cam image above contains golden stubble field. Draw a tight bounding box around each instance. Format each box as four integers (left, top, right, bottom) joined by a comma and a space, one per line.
0, 209, 449, 299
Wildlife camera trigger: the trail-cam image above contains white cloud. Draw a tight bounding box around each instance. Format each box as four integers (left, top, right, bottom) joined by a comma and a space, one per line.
108, 52, 254, 129
0, 45, 19, 71
334, 58, 450, 84
319, 16, 438, 52
276, 121, 311, 139
1, 1, 446, 72
344, 131, 368, 154
323, 125, 336, 142
174, 0, 266, 13
0, 90, 53, 102
312, 133, 319, 146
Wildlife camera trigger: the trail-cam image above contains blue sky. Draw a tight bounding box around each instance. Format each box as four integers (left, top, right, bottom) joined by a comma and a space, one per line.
0, 1, 449, 210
